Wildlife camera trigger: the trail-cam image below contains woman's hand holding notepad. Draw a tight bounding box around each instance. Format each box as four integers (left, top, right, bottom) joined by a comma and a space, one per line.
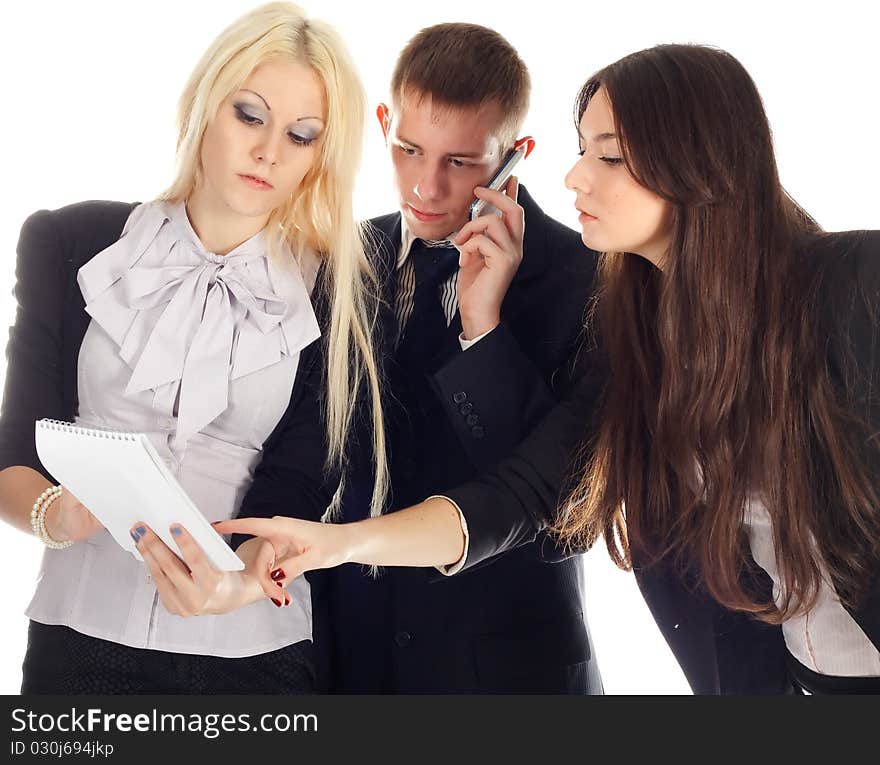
34, 419, 243, 571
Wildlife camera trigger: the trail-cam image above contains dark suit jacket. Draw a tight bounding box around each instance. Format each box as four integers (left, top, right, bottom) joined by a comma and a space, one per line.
445, 229, 880, 694
329, 187, 603, 693
0, 201, 339, 633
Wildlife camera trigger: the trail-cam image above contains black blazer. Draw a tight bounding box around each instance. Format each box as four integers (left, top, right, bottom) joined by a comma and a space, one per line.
445, 229, 880, 694
329, 187, 604, 693
0, 200, 338, 548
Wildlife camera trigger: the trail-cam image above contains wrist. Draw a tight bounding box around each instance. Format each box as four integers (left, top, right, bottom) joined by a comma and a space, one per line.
460, 314, 500, 341
42, 493, 70, 544
344, 520, 375, 565
205, 571, 262, 615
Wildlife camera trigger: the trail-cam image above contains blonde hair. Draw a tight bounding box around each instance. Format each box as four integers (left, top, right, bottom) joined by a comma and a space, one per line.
160, 2, 387, 516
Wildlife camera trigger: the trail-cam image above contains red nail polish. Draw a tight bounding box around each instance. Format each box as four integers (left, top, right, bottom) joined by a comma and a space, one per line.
271, 598, 282, 607
284, 594, 291, 606
270, 568, 285, 581
276, 581, 283, 587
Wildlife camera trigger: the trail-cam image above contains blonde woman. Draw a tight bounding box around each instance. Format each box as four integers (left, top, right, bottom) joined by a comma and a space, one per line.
0, 2, 386, 694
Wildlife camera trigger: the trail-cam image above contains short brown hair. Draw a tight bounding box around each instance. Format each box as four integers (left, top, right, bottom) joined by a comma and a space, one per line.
391, 23, 530, 141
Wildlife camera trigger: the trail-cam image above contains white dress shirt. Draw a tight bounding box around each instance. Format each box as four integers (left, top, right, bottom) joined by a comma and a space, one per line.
744, 494, 880, 676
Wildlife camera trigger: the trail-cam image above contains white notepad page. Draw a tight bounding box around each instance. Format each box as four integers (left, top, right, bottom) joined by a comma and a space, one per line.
34, 419, 244, 571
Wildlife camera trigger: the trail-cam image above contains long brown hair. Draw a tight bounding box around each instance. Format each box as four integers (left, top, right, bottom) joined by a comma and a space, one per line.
556, 44, 880, 622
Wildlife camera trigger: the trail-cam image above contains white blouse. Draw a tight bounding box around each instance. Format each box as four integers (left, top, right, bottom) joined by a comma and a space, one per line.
744, 495, 880, 676
25, 200, 323, 657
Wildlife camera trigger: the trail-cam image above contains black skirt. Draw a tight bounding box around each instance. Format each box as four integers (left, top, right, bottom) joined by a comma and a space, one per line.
21, 620, 315, 695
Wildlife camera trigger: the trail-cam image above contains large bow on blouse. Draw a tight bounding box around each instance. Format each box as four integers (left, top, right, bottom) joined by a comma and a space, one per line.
77, 202, 321, 446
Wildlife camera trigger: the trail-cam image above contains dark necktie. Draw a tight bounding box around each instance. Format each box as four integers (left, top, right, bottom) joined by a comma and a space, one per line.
395, 238, 460, 372
389, 238, 460, 506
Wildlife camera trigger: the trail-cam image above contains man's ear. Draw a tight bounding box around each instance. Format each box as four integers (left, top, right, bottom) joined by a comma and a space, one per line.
376, 103, 391, 142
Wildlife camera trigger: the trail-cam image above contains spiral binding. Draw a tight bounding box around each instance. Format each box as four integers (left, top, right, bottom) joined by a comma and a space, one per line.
37, 418, 138, 442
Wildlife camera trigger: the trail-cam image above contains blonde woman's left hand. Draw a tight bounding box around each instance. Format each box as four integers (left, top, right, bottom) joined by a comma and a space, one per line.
130, 523, 290, 616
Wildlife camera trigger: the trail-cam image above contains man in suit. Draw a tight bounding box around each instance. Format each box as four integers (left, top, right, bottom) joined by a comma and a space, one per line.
329, 22, 602, 693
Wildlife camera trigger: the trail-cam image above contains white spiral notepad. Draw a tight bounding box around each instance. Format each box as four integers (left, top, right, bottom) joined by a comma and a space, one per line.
34, 419, 244, 571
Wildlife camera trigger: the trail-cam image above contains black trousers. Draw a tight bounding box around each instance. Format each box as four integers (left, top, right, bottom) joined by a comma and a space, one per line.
21, 621, 315, 695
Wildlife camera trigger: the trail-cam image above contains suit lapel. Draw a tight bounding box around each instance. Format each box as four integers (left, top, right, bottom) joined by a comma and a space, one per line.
498, 186, 550, 324
368, 213, 402, 309
516, 186, 550, 279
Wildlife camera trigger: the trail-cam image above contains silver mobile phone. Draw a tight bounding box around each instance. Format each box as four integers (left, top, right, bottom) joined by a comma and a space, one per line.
468, 145, 526, 221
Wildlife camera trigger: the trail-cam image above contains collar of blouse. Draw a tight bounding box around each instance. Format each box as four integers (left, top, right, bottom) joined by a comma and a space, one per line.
77, 200, 321, 446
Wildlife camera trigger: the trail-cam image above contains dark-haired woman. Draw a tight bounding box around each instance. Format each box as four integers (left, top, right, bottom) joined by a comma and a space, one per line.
216, 44, 880, 694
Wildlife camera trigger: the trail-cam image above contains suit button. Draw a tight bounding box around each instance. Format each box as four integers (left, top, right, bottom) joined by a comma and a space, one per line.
395, 630, 412, 647
459, 402, 473, 415
466, 414, 479, 426
453, 391, 467, 404
471, 426, 484, 439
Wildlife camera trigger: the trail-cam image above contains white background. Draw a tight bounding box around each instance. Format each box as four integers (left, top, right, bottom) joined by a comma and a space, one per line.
0, 0, 877, 694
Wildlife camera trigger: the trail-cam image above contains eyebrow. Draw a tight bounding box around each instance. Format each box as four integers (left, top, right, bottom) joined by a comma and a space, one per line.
239, 89, 324, 124
578, 130, 619, 143
396, 135, 485, 159
241, 89, 271, 111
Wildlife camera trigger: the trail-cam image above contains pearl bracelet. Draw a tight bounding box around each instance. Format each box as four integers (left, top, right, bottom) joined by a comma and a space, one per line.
30, 485, 72, 549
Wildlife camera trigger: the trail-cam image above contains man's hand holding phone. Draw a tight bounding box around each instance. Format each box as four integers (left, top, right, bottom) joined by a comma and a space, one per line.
453, 175, 525, 341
